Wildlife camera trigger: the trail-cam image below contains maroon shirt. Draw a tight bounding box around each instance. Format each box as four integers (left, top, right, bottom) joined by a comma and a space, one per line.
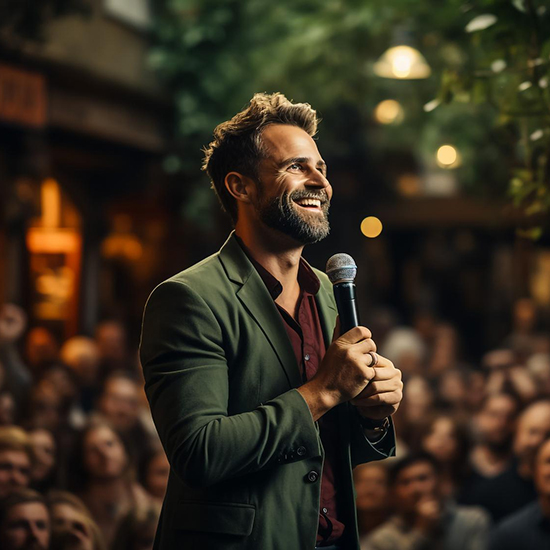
244, 250, 345, 546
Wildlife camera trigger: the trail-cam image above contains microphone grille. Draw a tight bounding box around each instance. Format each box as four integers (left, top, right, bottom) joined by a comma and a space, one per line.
326, 253, 357, 284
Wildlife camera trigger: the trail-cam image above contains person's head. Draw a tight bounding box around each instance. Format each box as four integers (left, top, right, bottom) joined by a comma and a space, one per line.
27, 380, 62, 432
421, 413, 470, 469
41, 365, 78, 407
475, 392, 520, 451
80, 421, 129, 483
203, 93, 331, 243
380, 328, 426, 376
0, 489, 50, 550
94, 321, 127, 368
140, 449, 169, 500
60, 337, 100, 387
389, 453, 439, 517
98, 372, 142, 433
353, 462, 389, 514
534, 438, 550, 503
0, 427, 33, 498
47, 491, 104, 550
513, 297, 537, 333
28, 429, 56, 485
513, 399, 550, 469
0, 392, 16, 426
25, 327, 58, 372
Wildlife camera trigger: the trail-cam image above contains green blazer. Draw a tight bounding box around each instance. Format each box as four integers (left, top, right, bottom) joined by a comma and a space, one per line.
139, 233, 395, 550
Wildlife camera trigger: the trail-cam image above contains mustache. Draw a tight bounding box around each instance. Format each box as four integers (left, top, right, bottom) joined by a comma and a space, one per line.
288, 190, 330, 204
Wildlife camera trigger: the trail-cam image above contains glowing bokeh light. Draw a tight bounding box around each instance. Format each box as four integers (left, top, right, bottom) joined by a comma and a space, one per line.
361, 216, 383, 238
374, 100, 404, 125
436, 145, 459, 168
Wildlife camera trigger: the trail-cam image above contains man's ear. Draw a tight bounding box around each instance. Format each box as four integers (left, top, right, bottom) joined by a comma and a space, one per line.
224, 172, 255, 205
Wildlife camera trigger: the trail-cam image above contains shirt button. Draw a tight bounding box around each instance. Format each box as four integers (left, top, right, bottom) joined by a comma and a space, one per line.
322, 507, 328, 514
297, 446, 306, 456
306, 470, 319, 483
304, 354, 310, 361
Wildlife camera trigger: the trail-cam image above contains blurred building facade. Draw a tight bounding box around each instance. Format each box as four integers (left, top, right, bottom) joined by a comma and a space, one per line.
0, 0, 173, 345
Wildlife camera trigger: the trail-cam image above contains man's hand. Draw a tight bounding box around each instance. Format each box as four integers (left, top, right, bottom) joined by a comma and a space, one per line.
297, 325, 379, 421
351, 352, 403, 420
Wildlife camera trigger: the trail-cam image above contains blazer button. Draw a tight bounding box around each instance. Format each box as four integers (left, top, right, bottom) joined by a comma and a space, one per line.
297, 446, 306, 456
306, 470, 319, 483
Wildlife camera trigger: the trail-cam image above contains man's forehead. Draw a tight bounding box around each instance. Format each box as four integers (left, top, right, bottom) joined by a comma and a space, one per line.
261, 124, 322, 160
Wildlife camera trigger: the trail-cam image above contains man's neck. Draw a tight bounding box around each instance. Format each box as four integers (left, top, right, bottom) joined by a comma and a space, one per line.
235, 224, 304, 312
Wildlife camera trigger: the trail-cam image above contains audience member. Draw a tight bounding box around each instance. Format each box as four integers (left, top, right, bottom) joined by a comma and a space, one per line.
48, 490, 105, 550
0, 426, 33, 498
96, 371, 155, 464
354, 462, 390, 541
75, 420, 149, 546
0, 488, 50, 550
140, 449, 169, 504
25, 327, 59, 375
28, 428, 57, 492
95, 321, 131, 377
489, 437, 550, 549
363, 453, 490, 550
462, 399, 550, 521
420, 414, 470, 497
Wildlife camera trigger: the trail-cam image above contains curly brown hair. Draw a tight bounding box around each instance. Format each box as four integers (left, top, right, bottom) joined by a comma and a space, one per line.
202, 92, 319, 224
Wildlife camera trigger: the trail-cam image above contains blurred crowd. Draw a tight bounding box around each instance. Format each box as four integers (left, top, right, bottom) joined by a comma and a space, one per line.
357, 298, 550, 550
0, 304, 167, 550
0, 297, 549, 550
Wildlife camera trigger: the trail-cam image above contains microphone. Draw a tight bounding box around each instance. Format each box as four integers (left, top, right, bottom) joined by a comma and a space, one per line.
326, 253, 359, 334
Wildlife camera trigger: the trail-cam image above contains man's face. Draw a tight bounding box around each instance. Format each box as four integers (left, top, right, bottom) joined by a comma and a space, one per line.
534, 439, 550, 498
354, 463, 389, 513
83, 426, 127, 480
0, 502, 50, 550
251, 124, 332, 245
392, 461, 438, 516
514, 402, 550, 466
0, 451, 31, 498
99, 378, 141, 432
477, 395, 518, 450
51, 504, 94, 550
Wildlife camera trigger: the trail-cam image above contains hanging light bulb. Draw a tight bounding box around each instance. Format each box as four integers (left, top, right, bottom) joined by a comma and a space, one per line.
374, 45, 431, 80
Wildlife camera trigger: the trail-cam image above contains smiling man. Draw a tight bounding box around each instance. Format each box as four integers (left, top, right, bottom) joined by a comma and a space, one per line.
139, 92, 402, 550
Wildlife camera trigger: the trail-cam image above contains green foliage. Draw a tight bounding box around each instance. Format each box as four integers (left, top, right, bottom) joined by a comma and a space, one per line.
150, 0, 550, 234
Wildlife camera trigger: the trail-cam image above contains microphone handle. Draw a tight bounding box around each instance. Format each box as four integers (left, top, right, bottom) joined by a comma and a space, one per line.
333, 282, 359, 334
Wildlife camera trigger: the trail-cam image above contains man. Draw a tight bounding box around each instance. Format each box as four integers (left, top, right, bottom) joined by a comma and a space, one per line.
489, 437, 550, 549
139, 93, 402, 549
363, 453, 490, 550
354, 462, 390, 540
464, 398, 550, 522
0, 427, 33, 499
0, 488, 50, 550
459, 393, 520, 506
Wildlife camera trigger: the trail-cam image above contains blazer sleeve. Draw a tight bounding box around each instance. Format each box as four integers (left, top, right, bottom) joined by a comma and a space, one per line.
139, 280, 322, 489
349, 407, 396, 468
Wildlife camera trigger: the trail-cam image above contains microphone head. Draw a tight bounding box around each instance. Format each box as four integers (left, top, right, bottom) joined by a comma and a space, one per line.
326, 253, 357, 284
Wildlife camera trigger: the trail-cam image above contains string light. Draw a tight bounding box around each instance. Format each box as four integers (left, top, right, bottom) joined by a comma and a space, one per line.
361, 217, 383, 238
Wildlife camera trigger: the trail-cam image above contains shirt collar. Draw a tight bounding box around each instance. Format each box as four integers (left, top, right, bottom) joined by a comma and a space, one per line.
235, 235, 320, 299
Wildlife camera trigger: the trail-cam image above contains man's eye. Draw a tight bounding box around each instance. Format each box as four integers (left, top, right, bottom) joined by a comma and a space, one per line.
288, 163, 303, 170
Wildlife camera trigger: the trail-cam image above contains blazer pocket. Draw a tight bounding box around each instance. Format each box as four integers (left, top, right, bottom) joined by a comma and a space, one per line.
172, 501, 256, 536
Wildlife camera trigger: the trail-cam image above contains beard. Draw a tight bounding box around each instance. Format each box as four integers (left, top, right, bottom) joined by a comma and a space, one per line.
256, 187, 330, 245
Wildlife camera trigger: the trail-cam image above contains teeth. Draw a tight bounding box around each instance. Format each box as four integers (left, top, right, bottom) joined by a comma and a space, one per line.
296, 199, 321, 207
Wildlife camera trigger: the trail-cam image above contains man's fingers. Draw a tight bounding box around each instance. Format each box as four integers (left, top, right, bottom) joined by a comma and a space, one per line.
357, 378, 402, 396
353, 389, 403, 406
338, 325, 372, 344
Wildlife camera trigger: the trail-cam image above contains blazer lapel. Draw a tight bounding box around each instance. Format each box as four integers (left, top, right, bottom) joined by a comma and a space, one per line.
218, 233, 302, 389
